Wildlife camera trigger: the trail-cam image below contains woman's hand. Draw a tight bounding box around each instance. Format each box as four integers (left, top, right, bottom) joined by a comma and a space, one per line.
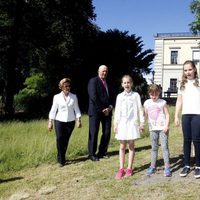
48, 120, 53, 131
175, 116, 180, 127
76, 119, 82, 128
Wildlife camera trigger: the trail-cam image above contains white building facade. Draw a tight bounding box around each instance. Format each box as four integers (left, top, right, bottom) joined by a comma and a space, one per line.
154, 32, 200, 97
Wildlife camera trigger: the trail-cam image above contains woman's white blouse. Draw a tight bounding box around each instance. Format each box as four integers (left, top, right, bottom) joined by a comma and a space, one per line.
49, 92, 81, 122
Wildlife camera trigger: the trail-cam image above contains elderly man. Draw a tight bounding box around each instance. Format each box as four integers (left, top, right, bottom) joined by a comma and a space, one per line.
87, 65, 113, 161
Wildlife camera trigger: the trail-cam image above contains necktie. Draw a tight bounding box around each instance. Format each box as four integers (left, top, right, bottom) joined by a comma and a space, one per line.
102, 80, 107, 88
102, 80, 108, 94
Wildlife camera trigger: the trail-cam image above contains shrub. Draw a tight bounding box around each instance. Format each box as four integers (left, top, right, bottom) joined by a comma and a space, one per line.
14, 72, 49, 114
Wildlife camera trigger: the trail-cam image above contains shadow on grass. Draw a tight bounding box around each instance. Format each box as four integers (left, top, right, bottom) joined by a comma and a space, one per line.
66, 145, 152, 165
170, 154, 184, 172
66, 156, 89, 164
108, 145, 152, 158
0, 177, 23, 184
65, 146, 186, 173
134, 154, 184, 174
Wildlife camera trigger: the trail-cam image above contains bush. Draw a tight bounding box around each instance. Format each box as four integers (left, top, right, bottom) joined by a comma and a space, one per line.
14, 72, 49, 115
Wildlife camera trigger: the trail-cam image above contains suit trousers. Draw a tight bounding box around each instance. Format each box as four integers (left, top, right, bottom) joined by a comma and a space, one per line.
88, 113, 111, 156
55, 120, 75, 165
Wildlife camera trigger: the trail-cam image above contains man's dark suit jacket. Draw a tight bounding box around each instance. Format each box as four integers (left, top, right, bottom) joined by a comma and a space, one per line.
88, 76, 112, 116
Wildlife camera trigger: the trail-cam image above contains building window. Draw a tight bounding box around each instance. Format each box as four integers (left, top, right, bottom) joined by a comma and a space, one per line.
193, 50, 200, 65
170, 78, 177, 92
171, 51, 178, 64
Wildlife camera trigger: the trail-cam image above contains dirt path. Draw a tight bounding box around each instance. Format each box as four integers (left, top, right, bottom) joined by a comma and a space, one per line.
134, 167, 198, 186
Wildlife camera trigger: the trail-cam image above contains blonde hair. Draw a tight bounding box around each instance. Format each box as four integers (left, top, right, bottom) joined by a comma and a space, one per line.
180, 60, 199, 90
121, 75, 133, 84
58, 78, 71, 90
148, 84, 161, 94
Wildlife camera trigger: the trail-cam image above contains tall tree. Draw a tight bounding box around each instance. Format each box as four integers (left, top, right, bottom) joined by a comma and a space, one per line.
0, 0, 96, 117
101, 30, 155, 100
1, 0, 154, 116
78, 29, 155, 104
190, 0, 200, 34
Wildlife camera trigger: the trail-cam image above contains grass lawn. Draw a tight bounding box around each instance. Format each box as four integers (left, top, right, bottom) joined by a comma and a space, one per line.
0, 107, 200, 200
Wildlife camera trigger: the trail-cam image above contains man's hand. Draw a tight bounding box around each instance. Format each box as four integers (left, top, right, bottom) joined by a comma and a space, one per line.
102, 108, 109, 116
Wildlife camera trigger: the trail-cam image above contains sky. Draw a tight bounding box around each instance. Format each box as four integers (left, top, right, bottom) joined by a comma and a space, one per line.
92, 0, 195, 51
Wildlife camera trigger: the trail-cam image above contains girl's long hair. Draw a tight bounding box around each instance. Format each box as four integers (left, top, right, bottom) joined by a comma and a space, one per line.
180, 60, 199, 90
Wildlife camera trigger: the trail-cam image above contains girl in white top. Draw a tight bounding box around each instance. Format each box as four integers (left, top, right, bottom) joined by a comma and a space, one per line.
175, 60, 200, 178
48, 78, 81, 166
114, 75, 144, 179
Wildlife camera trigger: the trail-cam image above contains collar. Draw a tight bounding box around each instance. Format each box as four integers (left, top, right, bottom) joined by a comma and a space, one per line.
123, 91, 133, 96
187, 79, 195, 83
61, 91, 70, 97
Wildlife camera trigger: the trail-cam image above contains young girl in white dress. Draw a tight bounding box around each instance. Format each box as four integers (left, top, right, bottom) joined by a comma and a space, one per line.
114, 75, 144, 179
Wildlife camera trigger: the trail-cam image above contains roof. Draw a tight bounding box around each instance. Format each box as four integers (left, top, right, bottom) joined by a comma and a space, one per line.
154, 32, 200, 38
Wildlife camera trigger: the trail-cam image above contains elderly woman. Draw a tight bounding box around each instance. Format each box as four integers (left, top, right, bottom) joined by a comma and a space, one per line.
48, 78, 81, 167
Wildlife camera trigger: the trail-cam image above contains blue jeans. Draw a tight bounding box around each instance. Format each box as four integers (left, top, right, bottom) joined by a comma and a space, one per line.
182, 114, 200, 167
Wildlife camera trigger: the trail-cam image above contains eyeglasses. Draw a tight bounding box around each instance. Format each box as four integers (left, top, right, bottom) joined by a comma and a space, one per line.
63, 85, 71, 88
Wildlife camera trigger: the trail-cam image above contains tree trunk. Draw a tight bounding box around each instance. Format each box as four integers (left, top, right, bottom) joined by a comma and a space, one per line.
4, 66, 15, 117
4, 0, 23, 117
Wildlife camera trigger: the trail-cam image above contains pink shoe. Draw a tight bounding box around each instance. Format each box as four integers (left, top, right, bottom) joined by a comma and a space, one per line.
115, 168, 125, 179
125, 168, 133, 177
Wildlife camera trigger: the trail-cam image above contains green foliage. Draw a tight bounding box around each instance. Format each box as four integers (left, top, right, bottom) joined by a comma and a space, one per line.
0, 120, 55, 172
0, 0, 96, 116
14, 72, 48, 112
0, 116, 90, 173
190, 0, 200, 34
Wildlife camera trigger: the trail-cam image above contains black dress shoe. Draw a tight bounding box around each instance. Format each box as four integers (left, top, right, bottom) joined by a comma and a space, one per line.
88, 155, 99, 161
